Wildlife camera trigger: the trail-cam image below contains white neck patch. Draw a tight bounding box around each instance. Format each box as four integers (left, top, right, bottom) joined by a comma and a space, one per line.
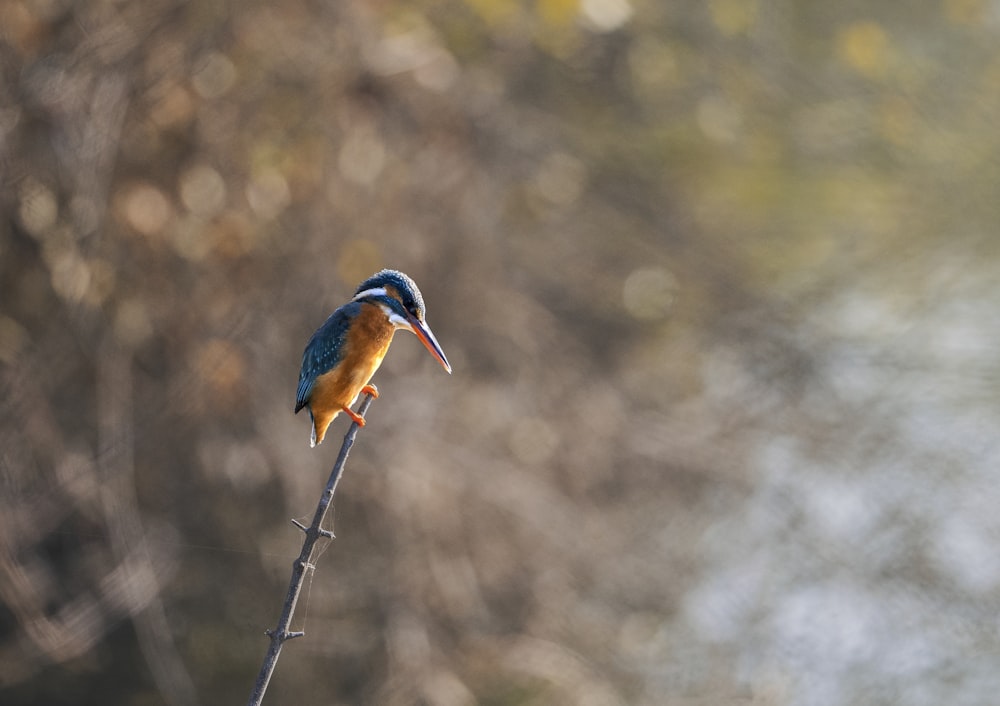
353, 286, 388, 301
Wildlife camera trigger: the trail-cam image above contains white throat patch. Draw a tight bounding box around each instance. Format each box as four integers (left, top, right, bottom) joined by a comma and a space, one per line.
355, 287, 413, 330
369, 300, 413, 331
387, 310, 412, 331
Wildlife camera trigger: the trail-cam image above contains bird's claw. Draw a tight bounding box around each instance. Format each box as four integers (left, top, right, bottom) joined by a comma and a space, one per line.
341, 405, 367, 427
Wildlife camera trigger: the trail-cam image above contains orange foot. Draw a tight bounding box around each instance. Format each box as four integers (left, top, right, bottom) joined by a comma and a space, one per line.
361, 384, 379, 398
341, 405, 366, 426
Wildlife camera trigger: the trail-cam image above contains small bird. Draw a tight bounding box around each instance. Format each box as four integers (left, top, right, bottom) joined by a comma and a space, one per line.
295, 269, 451, 446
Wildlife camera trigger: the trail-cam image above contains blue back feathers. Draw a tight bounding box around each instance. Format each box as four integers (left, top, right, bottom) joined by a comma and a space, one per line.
294, 301, 360, 412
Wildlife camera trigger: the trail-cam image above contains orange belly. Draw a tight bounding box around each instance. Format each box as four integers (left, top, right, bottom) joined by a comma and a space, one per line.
308, 329, 393, 444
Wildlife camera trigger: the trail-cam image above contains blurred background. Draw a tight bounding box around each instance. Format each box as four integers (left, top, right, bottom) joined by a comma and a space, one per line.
2, 0, 1000, 704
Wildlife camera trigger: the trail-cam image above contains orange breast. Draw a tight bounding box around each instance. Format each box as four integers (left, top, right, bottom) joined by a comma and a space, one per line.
308, 304, 395, 443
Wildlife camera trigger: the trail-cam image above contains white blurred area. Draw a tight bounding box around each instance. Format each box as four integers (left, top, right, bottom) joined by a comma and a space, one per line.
682, 257, 1000, 704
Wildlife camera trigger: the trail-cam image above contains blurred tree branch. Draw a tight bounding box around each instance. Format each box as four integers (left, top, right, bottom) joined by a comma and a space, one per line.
96, 335, 198, 706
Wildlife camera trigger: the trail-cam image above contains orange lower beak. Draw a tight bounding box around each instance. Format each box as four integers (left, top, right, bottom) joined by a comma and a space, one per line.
407, 315, 452, 373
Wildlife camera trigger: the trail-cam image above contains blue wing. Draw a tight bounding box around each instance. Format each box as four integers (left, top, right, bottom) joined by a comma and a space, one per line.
294, 302, 360, 412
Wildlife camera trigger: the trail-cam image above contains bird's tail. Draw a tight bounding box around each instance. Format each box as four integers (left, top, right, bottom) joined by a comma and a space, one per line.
309, 410, 318, 448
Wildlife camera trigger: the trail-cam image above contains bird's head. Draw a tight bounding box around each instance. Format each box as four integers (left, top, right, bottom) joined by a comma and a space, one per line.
353, 269, 452, 373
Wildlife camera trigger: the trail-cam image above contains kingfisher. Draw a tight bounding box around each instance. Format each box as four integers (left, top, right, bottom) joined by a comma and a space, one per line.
294, 269, 451, 447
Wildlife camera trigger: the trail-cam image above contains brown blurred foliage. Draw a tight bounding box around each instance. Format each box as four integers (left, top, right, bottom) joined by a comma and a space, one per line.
2, 1, 1000, 704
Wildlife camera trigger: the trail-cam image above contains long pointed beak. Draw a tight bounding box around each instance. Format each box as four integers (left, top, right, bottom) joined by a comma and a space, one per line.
406, 315, 452, 373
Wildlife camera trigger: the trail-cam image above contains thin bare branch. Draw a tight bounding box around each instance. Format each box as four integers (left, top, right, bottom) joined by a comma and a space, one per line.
246, 392, 376, 706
